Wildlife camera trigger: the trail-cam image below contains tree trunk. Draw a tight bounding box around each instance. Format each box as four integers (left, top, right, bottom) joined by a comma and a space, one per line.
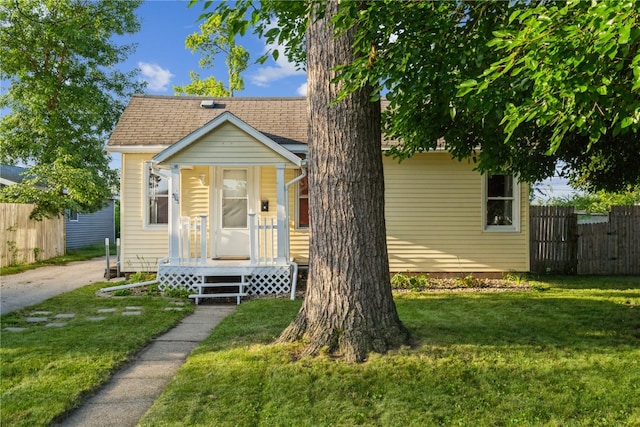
278, 0, 409, 362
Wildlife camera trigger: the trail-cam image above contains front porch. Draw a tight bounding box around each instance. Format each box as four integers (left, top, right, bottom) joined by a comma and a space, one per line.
157, 214, 299, 304
148, 111, 306, 303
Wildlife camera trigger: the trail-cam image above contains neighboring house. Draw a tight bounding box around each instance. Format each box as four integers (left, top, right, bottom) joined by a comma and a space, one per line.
65, 201, 116, 250
0, 164, 30, 188
0, 164, 115, 251
107, 95, 529, 300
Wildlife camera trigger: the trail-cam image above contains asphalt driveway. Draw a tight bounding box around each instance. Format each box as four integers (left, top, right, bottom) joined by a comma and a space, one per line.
0, 257, 115, 315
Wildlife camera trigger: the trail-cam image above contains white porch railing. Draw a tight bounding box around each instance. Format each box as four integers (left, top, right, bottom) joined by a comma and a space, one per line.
176, 214, 284, 265
249, 213, 279, 264
178, 215, 207, 264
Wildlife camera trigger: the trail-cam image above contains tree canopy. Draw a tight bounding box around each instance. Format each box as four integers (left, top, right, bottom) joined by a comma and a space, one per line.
209, 0, 639, 192
174, 13, 250, 97
462, 0, 640, 192
0, 0, 144, 219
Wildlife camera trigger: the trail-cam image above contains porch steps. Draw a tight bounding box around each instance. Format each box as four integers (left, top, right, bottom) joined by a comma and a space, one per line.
189, 275, 248, 305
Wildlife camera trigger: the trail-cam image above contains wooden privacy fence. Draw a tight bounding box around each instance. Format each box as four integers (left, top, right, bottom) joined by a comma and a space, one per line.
0, 203, 64, 267
530, 205, 640, 275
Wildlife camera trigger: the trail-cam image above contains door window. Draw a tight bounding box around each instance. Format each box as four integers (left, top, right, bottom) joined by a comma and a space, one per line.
222, 169, 248, 229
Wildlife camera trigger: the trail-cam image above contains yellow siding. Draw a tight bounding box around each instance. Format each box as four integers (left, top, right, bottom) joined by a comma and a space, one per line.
384, 153, 529, 272
162, 122, 292, 165
181, 166, 210, 218
120, 152, 528, 273
181, 166, 211, 256
120, 153, 168, 272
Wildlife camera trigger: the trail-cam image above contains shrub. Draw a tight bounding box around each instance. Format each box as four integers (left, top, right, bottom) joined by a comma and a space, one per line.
127, 271, 156, 284
391, 273, 431, 291
164, 286, 190, 299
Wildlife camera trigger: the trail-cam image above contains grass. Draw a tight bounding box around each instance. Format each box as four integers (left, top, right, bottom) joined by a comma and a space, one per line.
0, 282, 193, 427
139, 276, 640, 427
0, 244, 116, 276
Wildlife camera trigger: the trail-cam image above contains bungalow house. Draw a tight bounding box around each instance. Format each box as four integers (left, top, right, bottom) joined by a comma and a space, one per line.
107, 95, 529, 302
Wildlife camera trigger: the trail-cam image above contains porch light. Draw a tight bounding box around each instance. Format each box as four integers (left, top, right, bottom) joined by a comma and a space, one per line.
199, 173, 207, 186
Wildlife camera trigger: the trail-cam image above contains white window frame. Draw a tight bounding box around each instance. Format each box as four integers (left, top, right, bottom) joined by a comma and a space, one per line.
482, 173, 520, 232
66, 210, 78, 222
143, 161, 169, 229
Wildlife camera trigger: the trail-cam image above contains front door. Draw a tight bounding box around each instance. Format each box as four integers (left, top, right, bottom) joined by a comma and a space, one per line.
213, 167, 256, 258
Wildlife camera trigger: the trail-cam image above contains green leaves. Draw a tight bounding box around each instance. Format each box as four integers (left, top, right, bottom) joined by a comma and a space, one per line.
195, 0, 640, 192
176, 11, 250, 97
0, 0, 142, 218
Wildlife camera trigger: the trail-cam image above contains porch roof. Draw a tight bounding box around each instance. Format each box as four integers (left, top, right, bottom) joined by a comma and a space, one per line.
152, 111, 302, 167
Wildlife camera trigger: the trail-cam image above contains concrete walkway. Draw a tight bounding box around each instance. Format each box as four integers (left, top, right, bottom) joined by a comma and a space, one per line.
58, 304, 236, 427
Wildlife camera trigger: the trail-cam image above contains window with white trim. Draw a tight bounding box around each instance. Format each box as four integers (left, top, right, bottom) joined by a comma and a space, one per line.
66, 210, 78, 222
145, 162, 168, 225
484, 174, 519, 231
297, 174, 309, 228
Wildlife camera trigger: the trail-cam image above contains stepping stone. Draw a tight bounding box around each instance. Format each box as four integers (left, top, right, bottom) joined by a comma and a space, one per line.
54, 313, 76, 319
26, 317, 48, 323
87, 316, 107, 321
169, 301, 185, 306
164, 307, 184, 311
46, 322, 67, 328
125, 306, 142, 310
4, 327, 27, 332
31, 311, 52, 315
122, 311, 142, 316
97, 308, 117, 313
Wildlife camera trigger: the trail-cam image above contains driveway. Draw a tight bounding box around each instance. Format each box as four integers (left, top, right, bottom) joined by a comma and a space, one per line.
0, 257, 115, 315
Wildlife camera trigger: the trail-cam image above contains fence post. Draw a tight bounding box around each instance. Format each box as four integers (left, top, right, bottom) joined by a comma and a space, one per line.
116, 237, 121, 278
568, 212, 578, 275
105, 238, 110, 280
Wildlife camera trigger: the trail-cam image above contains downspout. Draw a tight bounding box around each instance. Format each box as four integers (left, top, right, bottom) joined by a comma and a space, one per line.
284, 160, 307, 300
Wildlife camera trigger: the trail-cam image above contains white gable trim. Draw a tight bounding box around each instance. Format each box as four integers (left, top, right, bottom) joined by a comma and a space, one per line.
152, 111, 302, 167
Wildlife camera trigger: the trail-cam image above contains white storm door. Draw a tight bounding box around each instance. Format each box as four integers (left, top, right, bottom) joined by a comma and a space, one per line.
214, 167, 256, 258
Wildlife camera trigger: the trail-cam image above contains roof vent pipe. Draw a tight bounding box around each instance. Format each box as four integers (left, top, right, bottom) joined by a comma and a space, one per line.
200, 100, 216, 109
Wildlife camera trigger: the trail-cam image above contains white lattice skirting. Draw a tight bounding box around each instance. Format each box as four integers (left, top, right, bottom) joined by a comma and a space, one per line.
157, 264, 292, 296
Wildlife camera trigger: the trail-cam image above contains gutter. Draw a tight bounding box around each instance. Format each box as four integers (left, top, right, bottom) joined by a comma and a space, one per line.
283, 160, 307, 300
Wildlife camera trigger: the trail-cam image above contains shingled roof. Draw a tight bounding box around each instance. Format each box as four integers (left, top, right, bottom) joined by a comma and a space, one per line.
108, 95, 309, 148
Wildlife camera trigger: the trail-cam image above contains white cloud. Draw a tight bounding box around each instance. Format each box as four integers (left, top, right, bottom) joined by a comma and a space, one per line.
296, 82, 307, 96
249, 35, 306, 87
138, 62, 174, 92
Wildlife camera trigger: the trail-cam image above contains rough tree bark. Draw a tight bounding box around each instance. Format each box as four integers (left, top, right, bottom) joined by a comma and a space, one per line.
277, 0, 409, 363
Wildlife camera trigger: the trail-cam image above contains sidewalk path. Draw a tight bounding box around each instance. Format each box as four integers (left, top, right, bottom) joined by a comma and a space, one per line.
0, 257, 114, 315
58, 304, 236, 427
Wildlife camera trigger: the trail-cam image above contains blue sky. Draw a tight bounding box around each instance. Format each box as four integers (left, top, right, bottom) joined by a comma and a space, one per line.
121, 1, 307, 98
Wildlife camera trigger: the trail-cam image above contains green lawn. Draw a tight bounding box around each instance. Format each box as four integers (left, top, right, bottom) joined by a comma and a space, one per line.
139, 276, 640, 427
0, 282, 193, 427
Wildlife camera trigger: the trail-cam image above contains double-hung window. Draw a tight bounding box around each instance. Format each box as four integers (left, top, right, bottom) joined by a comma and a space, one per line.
484, 174, 519, 231
145, 162, 169, 226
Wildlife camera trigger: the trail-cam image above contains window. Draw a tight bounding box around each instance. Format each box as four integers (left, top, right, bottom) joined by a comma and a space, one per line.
67, 210, 78, 222
222, 169, 248, 229
484, 174, 519, 231
297, 174, 309, 228
146, 162, 168, 225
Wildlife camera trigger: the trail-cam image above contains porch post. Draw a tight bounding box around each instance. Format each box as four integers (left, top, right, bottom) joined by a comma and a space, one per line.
276, 164, 287, 264
169, 164, 181, 263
